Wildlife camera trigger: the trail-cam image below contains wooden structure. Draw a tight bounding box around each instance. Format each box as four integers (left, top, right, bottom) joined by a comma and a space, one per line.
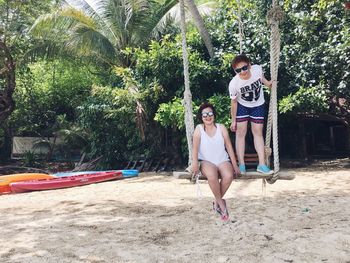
280, 113, 350, 159
123, 155, 170, 173
173, 153, 295, 182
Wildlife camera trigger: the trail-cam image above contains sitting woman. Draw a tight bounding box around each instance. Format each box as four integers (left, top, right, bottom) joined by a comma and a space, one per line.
191, 102, 240, 221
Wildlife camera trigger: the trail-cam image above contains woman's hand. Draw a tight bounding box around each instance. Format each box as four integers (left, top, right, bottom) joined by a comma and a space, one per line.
191, 161, 200, 175
232, 163, 240, 176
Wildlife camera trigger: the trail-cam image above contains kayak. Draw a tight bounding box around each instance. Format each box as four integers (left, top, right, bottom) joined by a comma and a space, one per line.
0, 173, 53, 194
121, 170, 139, 178
53, 169, 139, 178
10, 171, 123, 193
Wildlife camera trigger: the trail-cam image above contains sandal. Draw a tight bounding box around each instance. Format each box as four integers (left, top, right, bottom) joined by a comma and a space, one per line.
212, 201, 222, 216
220, 208, 229, 221
219, 199, 230, 221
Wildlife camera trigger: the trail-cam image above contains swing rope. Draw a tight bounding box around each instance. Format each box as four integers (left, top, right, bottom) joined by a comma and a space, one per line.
265, 2, 284, 184
234, 1, 284, 184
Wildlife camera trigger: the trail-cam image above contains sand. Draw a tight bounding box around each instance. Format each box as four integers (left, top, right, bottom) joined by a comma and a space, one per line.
0, 167, 349, 263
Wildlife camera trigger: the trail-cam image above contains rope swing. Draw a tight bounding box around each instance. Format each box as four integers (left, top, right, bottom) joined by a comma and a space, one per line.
175, 1, 294, 184
264, 2, 285, 184
233, 1, 293, 183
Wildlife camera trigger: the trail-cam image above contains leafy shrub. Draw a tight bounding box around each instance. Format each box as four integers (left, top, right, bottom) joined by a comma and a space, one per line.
279, 85, 328, 114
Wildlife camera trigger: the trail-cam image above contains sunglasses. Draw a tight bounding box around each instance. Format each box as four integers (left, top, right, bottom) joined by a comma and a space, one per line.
202, 111, 214, 118
234, 65, 249, 74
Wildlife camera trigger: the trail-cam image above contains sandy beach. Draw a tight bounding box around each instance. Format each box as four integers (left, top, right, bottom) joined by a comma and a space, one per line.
0, 166, 349, 263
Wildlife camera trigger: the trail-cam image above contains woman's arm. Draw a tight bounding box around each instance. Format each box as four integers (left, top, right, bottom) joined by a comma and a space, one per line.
221, 124, 240, 175
191, 125, 201, 174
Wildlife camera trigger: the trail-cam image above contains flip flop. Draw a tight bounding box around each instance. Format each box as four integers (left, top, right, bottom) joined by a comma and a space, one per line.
220, 199, 230, 221
212, 201, 222, 216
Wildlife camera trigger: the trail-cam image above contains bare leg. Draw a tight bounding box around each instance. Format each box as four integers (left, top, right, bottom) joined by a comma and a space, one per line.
217, 161, 234, 199
251, 122, 265, 165
200, 161, 225, 210
235, 121, 248, 165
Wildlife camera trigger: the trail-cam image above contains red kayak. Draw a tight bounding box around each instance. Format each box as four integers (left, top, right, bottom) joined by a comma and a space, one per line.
10, 171, 122, 193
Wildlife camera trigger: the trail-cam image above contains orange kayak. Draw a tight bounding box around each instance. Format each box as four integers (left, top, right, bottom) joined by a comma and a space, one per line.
0, 173, 53, 194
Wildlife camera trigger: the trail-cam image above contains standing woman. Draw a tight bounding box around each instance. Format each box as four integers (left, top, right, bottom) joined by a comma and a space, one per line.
192, 103, 240, 221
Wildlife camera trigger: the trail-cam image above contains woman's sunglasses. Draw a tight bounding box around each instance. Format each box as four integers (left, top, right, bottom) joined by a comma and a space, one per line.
202, 111, 214, 118
234, 65, 249, 74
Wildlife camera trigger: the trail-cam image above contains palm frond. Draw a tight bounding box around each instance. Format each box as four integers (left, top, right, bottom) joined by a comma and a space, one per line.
65, 0, 121, 44
30, 7, 97, 38
30, 6, 117, 64
64, 25, 117, 63
57, 128, 89, 149
151, 1, 217, 39
123, 0, 150, 28
136, 0, 178, 44
30, 0, 212, 66
22, 40, 68, 63
195, 1, 217, 17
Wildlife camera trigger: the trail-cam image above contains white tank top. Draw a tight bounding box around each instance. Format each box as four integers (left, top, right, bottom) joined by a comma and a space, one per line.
198, 124, 229, 166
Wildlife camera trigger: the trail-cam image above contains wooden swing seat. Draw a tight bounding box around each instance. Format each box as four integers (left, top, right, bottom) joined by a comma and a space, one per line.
173, 169, 294, 181
235, 170, 294, 180
173, 152, 294, 181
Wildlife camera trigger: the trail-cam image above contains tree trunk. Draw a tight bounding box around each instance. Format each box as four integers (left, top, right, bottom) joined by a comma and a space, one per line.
0, 125, 13, 162
185, 0, 214, 58
236, 0, 244, 53
179, 0, 195, 166
0, 40, 16, 123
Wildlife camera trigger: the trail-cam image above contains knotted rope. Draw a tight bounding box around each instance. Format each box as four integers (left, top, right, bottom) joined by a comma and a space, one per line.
265, 2, 284, 184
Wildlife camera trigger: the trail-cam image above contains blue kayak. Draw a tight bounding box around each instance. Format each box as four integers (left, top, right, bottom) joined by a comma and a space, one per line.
53, 170, 139, 178
121, 170, 139, 178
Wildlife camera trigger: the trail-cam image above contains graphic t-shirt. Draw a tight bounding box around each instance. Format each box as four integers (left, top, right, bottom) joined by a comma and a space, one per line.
228, 65, 265, 108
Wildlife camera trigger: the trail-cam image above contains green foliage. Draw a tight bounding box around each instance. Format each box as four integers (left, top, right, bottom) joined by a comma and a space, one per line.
207, 0, 270, 63
0, 0, 55, 60
52, 114, 90, 160
3, 0, 349, 163
57, 127, 89, 153
207, 94, 231, 126
132, 33, 228, 102
22, 151, 39, 167
132, 37, 183, 98
280, 0, 349, 100
77, 85, 143, 166
155, 94, 231, 129
29, 0, 179, 66
279, 85, 328, 114
10, 59, 99, 135
154, 97, 198, 130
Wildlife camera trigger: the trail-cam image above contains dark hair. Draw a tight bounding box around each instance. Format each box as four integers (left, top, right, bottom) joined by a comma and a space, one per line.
197, 102, 216, 123
231, 54, 251, 69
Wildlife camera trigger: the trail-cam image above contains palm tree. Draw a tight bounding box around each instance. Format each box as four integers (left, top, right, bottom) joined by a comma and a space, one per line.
185, 0, 214, 58
178, 0, 216, 166
30, 0, 183, 143
155, 0, 216, 58
30, 0, 215, 159
30, 0, 216, 65
30, 0, 179, 67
